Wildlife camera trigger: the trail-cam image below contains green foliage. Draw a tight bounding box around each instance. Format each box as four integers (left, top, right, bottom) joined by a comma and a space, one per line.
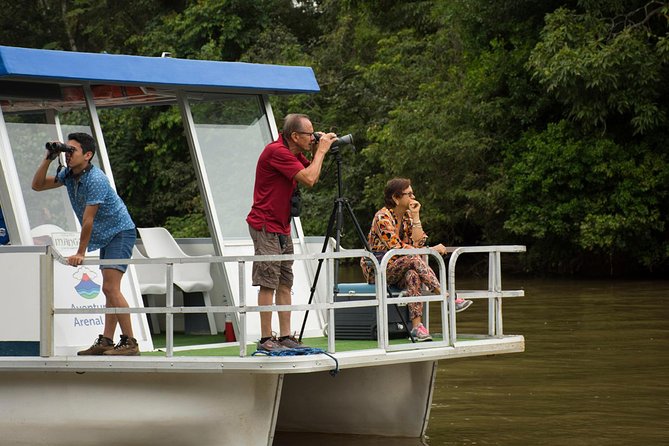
164, 213, 209, 238
99, 106, 207, 236
528, 4, 669, 134
1, 0, 668, 275
128, 0, 316, 60
0, 0, 186, 52
504, 121, 668, 272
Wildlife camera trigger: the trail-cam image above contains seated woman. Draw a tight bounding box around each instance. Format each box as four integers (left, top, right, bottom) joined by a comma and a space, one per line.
360, 177, 472, 341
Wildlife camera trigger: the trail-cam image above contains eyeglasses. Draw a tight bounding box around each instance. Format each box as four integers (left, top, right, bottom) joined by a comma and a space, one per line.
400, 192, 415, 197
294, 131, 314, 137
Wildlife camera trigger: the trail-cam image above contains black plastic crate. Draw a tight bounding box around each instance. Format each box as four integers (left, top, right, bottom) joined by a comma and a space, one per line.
334, 283, 412, 340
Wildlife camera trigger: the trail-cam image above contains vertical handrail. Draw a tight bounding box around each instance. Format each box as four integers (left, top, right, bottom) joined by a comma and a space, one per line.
238, 260, 247, 358
433, 250, 449, 346
326, 256, 335, 353
165, 263, 174, 357
447, 249, 460, 346
488, 252, 496, 336
494, 251, 503, 336
378, 255, 389, 350
39, 249, 54, 357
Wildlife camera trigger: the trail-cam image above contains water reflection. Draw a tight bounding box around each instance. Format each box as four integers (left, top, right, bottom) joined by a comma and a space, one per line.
274, 432, 428, 445
429, 279, 669, 446
274, 279, 669, 445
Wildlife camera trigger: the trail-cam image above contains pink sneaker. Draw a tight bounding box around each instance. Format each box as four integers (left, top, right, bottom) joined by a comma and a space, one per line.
410, 323, 433, 342
455, 298, 473, 312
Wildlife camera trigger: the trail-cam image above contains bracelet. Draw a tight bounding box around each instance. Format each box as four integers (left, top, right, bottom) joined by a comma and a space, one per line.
412, 222, 422, 228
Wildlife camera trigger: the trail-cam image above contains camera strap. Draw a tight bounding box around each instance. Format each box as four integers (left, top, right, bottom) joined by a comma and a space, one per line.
55, 159, 65, 183
290, 186, 302, 217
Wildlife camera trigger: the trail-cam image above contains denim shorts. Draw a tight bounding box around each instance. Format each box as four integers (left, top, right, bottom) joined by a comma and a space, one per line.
99, 228, 136, 272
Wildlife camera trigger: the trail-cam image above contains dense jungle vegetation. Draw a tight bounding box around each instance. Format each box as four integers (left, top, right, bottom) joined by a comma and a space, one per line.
1, 0, 667, 277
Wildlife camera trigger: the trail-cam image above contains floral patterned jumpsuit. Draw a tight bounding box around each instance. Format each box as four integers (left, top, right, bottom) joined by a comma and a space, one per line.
360, 207, 440, 320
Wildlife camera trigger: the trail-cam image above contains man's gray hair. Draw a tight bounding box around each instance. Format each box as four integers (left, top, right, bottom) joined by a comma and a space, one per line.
283, 113, 310, 135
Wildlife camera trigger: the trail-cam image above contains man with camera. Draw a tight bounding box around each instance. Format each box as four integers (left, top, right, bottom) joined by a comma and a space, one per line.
247, 113, 337, 351
32, 133, 139, 356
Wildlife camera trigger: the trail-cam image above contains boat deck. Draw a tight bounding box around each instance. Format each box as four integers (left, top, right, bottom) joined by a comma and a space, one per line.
0, 333, 524, 374
1, 245, 527, 375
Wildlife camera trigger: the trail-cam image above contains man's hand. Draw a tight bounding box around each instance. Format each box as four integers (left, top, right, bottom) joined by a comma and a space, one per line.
67, 253, 85, 267
315, 132, 337, 154
45, 144, 59, 161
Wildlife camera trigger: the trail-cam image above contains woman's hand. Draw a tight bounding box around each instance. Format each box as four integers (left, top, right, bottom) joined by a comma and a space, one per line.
409, 199, 421, 217
430, 243, 448, 256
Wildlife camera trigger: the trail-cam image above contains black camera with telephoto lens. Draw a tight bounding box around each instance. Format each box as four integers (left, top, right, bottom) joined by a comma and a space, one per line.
313, 132, 354, 153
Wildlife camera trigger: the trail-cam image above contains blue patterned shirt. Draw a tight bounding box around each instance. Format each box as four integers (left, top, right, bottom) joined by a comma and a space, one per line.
56, 164, 135, 251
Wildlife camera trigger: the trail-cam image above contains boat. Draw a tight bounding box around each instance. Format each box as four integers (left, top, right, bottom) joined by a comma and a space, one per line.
0, 45, 525, 445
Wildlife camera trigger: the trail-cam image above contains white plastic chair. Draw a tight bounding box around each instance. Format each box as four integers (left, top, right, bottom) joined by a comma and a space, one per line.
31, 224, 66, 245
132, 246, 166, 334
30, 224, 65, 237
137, 227, 218, 334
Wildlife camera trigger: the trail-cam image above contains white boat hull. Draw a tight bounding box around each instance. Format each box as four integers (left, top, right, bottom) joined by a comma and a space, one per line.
1, 371, 281, 446
1, 362, 438, 445
278, 361, 436, 437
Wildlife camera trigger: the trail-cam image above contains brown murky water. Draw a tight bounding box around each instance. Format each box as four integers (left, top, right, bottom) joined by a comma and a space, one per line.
275, 279, 669, 445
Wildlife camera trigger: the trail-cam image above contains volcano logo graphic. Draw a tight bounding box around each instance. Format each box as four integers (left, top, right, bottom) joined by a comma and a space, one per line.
73, 268, 101, 299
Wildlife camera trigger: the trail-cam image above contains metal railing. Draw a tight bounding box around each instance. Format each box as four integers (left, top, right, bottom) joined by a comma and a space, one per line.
39, 245, 524, 358
446, 246, 526, 340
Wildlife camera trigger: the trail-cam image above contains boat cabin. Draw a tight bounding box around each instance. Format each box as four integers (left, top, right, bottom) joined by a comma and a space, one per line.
0, 45, 323, 354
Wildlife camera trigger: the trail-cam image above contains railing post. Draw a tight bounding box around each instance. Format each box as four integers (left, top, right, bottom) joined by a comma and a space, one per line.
494, 250, 503, 336
238, 261, 247, 358
447, 249, 460, 346
488, 252, 495, 336
434, 250, 449, 346
487, 249, 504, 337
39, 249, 54, 357
327, 256, 335, 353
166, 263, 174, 357
378, 255, 389, 350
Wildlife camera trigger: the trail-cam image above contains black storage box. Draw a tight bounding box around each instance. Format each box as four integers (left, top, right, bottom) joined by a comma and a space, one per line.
334, 283, 412, 340
183, 291, 213, 335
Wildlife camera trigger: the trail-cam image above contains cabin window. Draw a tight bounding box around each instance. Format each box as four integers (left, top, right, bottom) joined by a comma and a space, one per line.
3, 111, 92, 239
187, 95, 272, 239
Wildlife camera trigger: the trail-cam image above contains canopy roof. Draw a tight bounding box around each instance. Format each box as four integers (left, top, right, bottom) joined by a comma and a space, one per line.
0, 46, 319, 95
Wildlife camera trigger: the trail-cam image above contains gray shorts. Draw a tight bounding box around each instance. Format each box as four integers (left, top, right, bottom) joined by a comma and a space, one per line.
249, 224, 294, 290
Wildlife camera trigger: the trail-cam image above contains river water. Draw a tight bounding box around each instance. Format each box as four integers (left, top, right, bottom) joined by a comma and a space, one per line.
275, 278, 669, 445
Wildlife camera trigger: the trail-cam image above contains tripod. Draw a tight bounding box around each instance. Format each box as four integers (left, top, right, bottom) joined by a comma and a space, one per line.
298, 149, 414, 343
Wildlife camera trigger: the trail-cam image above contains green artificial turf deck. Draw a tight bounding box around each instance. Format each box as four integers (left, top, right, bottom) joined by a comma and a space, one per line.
144, 333, 448, 357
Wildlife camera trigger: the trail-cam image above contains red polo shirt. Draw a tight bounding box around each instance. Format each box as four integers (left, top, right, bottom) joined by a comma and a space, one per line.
246, 135, 310, 235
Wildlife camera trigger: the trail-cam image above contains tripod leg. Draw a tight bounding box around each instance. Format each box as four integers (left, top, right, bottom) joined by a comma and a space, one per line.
298, 203, 338, 342
343, 200, 414, 342
343, 199, 371, 251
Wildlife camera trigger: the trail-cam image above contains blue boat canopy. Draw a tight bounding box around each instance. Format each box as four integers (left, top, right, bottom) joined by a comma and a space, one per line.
0, 46, 319, 95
